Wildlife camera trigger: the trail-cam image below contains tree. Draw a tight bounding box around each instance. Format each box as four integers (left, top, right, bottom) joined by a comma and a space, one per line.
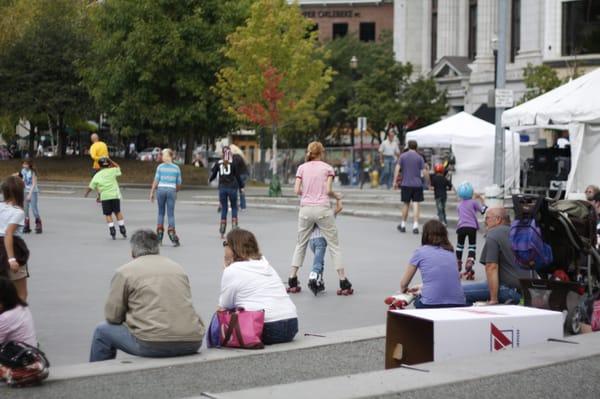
315, 34, 447, 146
82, 0, 251, 164
520, 63, 562, 103
216, 0, 333, 182
0, 0, 93, 157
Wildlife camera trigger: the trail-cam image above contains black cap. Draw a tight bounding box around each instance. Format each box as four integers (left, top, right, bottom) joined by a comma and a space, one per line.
98, 157, 111, 168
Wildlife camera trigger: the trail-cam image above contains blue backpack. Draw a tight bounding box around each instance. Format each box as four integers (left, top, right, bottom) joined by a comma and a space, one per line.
510, 218, 553, 271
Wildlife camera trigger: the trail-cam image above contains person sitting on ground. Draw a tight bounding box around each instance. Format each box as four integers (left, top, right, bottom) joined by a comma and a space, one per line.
399, 220, 466, 308
89, 230, 205, 362
462, 207, 533, 305
585, 185, 600, 202
0, 277, 37, 346
220, 229, 298, 345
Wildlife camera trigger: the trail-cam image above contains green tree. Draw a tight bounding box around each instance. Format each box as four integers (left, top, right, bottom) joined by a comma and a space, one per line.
0, 0, 93, 157
315, 34, 447, 146
216, 0, 333, 180
82, 0, 251, 164
520, 63, 562, 103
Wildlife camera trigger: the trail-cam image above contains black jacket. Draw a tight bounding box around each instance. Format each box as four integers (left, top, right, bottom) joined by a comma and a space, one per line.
0, 236, 29, 277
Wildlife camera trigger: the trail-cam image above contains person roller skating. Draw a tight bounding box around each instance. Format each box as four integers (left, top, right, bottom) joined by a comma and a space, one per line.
84, 157, 127, 240
18, 159, 43, 234
209, 146, 244, 239
288, 142, 353, 296
150, 149, 182, 247
455, 182, 487, 280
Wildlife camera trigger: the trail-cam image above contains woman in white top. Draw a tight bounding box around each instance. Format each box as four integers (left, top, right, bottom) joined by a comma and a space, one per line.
0, 176, 28, 301
219, 229, 298, 345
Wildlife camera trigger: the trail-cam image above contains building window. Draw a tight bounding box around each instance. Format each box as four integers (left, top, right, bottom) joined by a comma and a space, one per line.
332, 23, 348, 39
510, 0, 520, 62
359, 22, 376, 42
562, 0, 600, 56
431, 0, 438, 67
468, 0, 477, 60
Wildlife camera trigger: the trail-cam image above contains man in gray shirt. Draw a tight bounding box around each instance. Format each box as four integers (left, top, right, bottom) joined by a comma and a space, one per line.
462, 207, 533, 305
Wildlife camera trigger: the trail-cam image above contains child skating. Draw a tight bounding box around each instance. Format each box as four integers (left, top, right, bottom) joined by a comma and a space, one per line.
84, 157, 127, 240
429, 163, 452, 226
18, 159, 43, 234
455, 182, 487, 280
209, 146, 244, 239
304, 198, 343, 296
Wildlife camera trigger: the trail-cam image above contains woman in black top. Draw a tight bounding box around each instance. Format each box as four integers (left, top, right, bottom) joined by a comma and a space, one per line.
210, 146, 245, 238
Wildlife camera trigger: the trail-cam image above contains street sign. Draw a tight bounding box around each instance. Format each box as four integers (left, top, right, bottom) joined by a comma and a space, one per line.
495, 89, 514, 108
357, 117, 367, 132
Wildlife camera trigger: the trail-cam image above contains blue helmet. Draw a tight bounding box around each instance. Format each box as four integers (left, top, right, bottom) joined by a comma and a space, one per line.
457, 182, 474, 200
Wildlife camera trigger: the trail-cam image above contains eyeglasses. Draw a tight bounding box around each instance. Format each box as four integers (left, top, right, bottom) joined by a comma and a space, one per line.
222, 241, 228, 247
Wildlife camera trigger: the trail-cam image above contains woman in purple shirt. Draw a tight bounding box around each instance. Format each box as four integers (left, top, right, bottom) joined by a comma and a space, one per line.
399, 220, 466, 308
0, 277, 37, 346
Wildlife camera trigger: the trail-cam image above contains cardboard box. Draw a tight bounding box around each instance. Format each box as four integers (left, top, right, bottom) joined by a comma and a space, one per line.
385, 305, 563, 368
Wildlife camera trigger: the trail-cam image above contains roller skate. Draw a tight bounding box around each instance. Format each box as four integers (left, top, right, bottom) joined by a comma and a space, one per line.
156, 225, 164, 244
119, 225, 127, 238
23, 218, 31, 234
109, 226, 116, 240
168, 228, 180, 247
307, 272, 325, 296
412, 226, 419, 235
219, 220, 227, 239
384, 293, 415, 310
232, 217, 239, 230
286, 276, 301, 293
34, 218, 42, 234
463, 257, 475, 280
397, 224, 406, 233
336, 278, 354, 296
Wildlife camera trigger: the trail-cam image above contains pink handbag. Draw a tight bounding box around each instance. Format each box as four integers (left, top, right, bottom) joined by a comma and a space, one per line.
217, 308, 265, 349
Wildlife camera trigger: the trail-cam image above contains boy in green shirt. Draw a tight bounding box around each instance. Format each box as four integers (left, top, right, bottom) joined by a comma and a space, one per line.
84, 157, 127, 239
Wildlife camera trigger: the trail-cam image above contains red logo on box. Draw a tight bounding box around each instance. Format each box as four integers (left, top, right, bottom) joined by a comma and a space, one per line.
490, 323, 513, 351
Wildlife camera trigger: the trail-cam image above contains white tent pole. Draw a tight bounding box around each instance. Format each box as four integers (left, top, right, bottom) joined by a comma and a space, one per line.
494, 0, 508, 189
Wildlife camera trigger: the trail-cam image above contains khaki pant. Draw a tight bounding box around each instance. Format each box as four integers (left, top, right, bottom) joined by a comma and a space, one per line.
291, 206, 343, 270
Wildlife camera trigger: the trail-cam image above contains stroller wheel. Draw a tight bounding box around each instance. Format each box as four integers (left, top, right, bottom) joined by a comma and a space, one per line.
565, 305, 583, 335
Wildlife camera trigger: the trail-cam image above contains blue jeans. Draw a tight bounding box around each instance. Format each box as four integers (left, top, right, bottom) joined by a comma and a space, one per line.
24, 190, 40, 219
414, 296, 466, 308
380, 156, 395, 189
219, 187, 238, 220
262, 318, 298, 345
156, 188, 176, 228
239, 174, 248, 209
89, 322, 201, 362
462, 282, 522, 305
435, 197, 447, 225
309, 237, 327, 274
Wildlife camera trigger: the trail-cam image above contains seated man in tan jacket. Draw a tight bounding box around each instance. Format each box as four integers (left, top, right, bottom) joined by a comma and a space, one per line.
90, 229, 205, 362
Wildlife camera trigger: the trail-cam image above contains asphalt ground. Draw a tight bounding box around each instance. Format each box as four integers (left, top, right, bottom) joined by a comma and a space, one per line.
21, 187, 485, 366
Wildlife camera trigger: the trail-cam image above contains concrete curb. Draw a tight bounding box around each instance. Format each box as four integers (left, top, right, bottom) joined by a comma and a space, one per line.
47, 325, 385, 382
214, 333, 600, 399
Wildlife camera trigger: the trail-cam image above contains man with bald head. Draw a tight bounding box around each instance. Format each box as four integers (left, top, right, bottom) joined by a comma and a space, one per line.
90, 133, 109, 174
462, 207, 533, 305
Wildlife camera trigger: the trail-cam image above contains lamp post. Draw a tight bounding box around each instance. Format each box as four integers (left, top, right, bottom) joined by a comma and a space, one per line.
350, 55, 358, 185
491, 36, 498, 88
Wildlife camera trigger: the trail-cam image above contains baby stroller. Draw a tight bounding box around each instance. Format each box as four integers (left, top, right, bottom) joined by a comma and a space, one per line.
513, 194, 600, 334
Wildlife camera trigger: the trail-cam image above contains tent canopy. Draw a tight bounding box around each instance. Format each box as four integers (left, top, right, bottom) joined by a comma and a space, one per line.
405, 112, 520, 193
502, 68, 600, 195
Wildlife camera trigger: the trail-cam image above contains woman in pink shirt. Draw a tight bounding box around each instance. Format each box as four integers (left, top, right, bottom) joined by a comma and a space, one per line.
288, 142, 353, 295
0, 277, 37, 347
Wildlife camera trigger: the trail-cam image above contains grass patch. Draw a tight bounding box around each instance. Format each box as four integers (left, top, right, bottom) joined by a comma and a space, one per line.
0, 157, 208, 186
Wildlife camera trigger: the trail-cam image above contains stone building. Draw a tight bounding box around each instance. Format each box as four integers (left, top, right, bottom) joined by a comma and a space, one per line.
393, 0, 600, 116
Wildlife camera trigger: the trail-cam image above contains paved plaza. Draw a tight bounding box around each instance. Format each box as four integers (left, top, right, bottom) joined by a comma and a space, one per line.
26, 187, 483, 366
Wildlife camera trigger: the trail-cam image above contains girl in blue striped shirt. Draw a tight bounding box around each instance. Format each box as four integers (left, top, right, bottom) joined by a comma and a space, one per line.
150, 149, 182, 246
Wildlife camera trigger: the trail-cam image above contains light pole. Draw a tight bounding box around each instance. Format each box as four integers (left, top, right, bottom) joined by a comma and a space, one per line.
491, 36, 498, 88
350, 55, 358, 185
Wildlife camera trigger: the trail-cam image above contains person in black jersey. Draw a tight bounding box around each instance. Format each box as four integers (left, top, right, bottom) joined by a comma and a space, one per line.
210, 146, 245, 238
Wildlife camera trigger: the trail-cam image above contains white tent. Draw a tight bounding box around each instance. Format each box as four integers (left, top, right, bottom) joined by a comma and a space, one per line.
405, 112, 520, 193
502, 67, 600, 196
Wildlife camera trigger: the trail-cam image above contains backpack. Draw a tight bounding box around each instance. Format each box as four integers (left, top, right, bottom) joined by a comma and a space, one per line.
510, 218, 553, 270
0, 341, 50, 387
